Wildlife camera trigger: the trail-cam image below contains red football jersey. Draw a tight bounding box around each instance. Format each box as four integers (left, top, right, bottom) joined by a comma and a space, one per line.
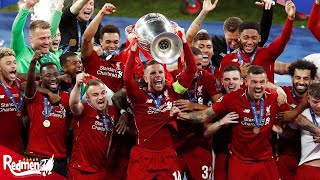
83, 51, 125, 93
212, 88, 290, 161
68, 104, 118, 172
26, 91, 70, 158
219, 19, 294, 83
0, 79, 24, 153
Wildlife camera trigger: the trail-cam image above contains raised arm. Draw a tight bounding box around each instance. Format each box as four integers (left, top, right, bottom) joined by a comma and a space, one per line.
25, 50, 42, 99
173, 28, 198, 94
308, 0, 320, 42
267, 0, 295, 58
70, 0, 90, 14
10, 0, 38, 57
81, 3, 116, 58
255, 0, 275, 47
185, 0, 218, 45
69, 73, 87, 116
50, 0, 64, 38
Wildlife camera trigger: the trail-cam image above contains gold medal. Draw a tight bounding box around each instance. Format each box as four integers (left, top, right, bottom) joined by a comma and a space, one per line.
253, 126, 260, 134
16, 110, 21, 117
69, 39, 77, 47
43, 120, 51, 128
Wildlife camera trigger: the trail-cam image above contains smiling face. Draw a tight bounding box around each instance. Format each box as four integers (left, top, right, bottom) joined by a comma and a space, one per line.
193, 40, 213, 67
239, 29, 260, 54
86, 83, 107, 111
0, 55, 17, 84
144, 63, 165, 93
225, 29, 240, 51
50, 29, 61, 52
246, 72, 267, 101
222, 70, 243, 93
30, 28, 52, 54
292, 69, 312, 95
41, 65, 60, 93
62, 55, 83, 79
100, 32, 120, 54
77, 0, 94, 22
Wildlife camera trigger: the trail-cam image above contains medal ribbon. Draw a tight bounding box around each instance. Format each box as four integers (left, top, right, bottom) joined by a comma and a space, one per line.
187, 74, 200, 103
249, 96, 265, 128
99, 111, 115, 131
147, 93, 163, 109
291, 89, 300, 103
0, 80, 23, 111
309, 108, 319, 127
226, 45, 231, 54
43, 89, 60, 120
103, 49, 120, 61
77, 21, 89, 51
237, 49, 257, 65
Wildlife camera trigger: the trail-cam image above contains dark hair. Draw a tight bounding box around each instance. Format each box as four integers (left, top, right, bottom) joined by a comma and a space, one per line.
224, 17, 243, 32
239, 21, 261, 34
84, 79, 104, 93
191, 46, 202, 56
247, 65, 265, 76
223, 64, 241, 74
308, 83, 320, 99
59, 51, 78, 67
288, 59, 318, 79
194, 32, 211, 43
143, 59, 162, 71
100, 24, 120, 38
40, 62, 58, 74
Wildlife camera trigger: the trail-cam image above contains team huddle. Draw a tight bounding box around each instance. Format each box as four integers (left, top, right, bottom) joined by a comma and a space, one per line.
0, 0, 320, 179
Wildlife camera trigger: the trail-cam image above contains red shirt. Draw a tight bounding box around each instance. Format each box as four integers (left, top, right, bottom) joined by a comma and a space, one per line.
83, 51, 125, 93
212, 88, 290, 161
219, 19, 294, 83
278, 86, 301, 157
309, 3, 320, 42
68, 104, 118, 172
0, 79, 23, 153
26, 90, 70, 158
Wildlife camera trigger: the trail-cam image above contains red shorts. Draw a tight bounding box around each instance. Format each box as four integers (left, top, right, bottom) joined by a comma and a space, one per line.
214, 152, 229, 180
296, 164, 320, 180
67, 167, 106, 180
178, 145, 213, 180
127, 146, 181, 180
277, 155, 298, 180
228, 155, 279, 180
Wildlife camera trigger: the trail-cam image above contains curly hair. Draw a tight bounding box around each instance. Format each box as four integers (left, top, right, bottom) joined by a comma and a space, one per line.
288, 59, 318, 79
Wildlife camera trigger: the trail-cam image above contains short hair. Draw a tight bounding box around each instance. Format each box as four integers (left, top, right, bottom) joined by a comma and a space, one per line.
308, 83, 320, 99
288, 59, 318, 79
60, 51, 78, 67
223, 64, 241, 74
30, 20, 51, 33
247, 65, 266, 76
100, 24, 120, 38
224, 17, 243, 32
85, 79, 104, 93
40, 62, 58, 74
239, 21, 261, 34
191, 46, 202, 56
194, 32, 211, 43
144, 59, 162, 71
0, 47, 15, 59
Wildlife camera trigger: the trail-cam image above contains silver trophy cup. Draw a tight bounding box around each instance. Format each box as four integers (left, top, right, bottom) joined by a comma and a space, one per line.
132, 13, 183, 64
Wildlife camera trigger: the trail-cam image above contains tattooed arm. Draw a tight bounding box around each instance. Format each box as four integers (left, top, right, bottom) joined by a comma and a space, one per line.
178, 107, 218, 123
294, 114, 320, 136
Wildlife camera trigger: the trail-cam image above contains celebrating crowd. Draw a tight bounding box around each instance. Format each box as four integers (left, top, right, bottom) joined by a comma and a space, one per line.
0, 0, 320, 179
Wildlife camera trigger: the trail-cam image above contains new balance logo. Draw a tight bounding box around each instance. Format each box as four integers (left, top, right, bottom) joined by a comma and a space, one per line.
0, 95, 4, 99
146, 99, 153, 103
243, 109, 250, 113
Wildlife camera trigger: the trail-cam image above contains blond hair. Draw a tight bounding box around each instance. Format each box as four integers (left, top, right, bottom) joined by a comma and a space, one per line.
29, 20, 51, 33
0, 47, 15, 59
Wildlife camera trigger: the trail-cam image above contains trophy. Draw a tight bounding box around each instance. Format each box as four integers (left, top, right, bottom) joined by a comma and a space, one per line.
129, 13, 183, 64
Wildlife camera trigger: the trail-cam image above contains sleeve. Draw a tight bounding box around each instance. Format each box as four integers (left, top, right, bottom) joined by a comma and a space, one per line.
82, 50, 100, 67
266, 18, 293, 60
94, 23, 102, 45
278, 103, 291, 112
308, 2, 320, 42
172, 43, 197, 94
59, 5, 77, 29
259, 8, 273, 47
211, 93, 233, 116
211, 35, 227, 67
50, 10, 62, 38
123, 50, 140, 102
10, 9, 29, 58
